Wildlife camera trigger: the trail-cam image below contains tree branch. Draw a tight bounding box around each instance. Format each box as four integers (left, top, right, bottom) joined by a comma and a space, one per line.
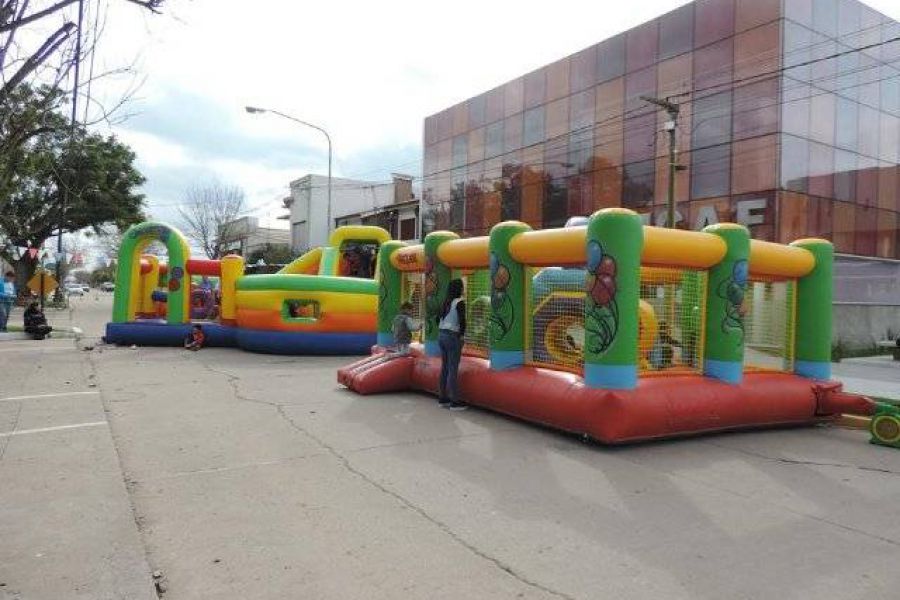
0, 22, 75, 102
0, 0, 77, 34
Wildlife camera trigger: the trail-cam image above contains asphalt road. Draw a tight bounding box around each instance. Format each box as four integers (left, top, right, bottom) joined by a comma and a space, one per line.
1, 295, 898, 599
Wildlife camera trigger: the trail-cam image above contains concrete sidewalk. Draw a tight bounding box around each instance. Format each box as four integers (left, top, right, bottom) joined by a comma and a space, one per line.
833, 356, 900, 400
0, 303, 156, 600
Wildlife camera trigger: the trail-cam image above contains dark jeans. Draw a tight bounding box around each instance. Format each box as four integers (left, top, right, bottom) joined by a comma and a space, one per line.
25, 324, 51, 340
438, 329, 463, 402
0, 299, 12, 331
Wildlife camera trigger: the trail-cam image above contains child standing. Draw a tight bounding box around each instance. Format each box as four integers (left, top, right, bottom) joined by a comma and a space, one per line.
391, 302, 421, 356
184, 324, 205, 351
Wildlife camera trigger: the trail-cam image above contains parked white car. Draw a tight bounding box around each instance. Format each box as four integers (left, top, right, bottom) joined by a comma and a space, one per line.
65, 285, 84, 296
100, 282, 115, 292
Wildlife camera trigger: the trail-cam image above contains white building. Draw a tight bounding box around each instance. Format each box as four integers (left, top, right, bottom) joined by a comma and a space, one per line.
284, 173, 420, 252
220, 216, 291, 257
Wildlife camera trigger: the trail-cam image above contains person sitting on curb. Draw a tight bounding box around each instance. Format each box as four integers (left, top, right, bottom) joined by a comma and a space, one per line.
184, 324, 205, 351
23, 302, 52, 340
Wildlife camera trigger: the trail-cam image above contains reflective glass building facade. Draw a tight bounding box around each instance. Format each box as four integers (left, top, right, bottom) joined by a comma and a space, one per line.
422, 0, 900, 260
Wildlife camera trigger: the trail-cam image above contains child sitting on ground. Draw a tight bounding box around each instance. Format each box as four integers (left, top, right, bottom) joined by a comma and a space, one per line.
23, 302, 52, 340
184, 324, 205, 351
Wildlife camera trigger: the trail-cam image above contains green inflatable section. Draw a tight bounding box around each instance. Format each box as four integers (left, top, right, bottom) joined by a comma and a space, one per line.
237, 274, 378, 294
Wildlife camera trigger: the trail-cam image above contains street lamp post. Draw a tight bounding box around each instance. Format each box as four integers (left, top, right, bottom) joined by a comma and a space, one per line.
245, 106, 333, 242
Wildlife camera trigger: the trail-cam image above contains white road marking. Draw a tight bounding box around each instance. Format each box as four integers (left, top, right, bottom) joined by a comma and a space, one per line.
0, 391, 100, 403
0, 421, 106, 438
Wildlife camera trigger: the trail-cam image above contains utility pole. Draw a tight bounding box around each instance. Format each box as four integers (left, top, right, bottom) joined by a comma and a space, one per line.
640, 95, 682, 229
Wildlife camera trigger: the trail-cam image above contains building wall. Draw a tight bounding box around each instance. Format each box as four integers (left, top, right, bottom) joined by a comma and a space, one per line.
288, 175, 396, 251
421, 0, 900, 259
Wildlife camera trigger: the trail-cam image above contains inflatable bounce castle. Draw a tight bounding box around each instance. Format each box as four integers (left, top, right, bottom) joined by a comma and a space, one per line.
340, 208, 898, 446
105, 221, 391, 354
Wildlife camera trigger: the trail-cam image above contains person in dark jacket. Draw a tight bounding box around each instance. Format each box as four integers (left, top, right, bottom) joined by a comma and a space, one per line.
23, 302, 52, 340
437, 278, 467, 410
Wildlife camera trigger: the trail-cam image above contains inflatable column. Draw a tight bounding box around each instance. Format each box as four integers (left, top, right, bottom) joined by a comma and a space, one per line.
138, 254, 160, 316
790, 238, 833, 380
220, 254, 244, 325
488, 221, 531, 370
584, 209, 643, 390
702, 223, 750, 384
376, 241, 406, 347
423, 231, 459, 357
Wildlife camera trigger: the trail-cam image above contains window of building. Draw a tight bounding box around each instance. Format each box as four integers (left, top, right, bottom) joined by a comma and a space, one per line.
569, 129, 594, 174
691, 144, 731, 199
808, 142, 835, 198
659, 4, 693, 60
858, 105, 880, 159
734, 21, 780, 81
781, 81, 810, 139
523, 107, 545, 147
570, 45, 598, 93
784, 21, 813, 82
504, 113, 523, 154
597, 34, 626, 83
781, 134, 809, 193
424, 116, 438, 147
735, 0, 779, 32
596, 77, 624, 123
883, 69, 900, 116
733, 78, 778, 140
547, 58, 570, 102
625, 66, 656, 114
837, 0, 862, 39
504, 78, 524, 118
485, 121, 504, 159
693, 38, 733, 95
400, 217, 417, 241
569, 88, 595, 130
809, 93, 836, 145
468, 95, 486, 130
834, 149, 857, 203
693, 90, 732, 149
452, 103, 468, 136
732, 134, 776, 194
835, 97, 859, 152
624, 112, 656, 164
626, 20, 658, 73
468, 127, 485, 164
856, 156, 879, 208
437, 109, 452, 141
880, 114, 900, 164
812, 0, 838, 38
784, 0, 813, 28
452, 134, 468, 169
836, 50, 860, 102
486, 86, 504, 124
694, 0, 735, 49
545, 97, 569, 142
524, 68, 546, 109
623, 160, 656, 208
811, 39, 838, 92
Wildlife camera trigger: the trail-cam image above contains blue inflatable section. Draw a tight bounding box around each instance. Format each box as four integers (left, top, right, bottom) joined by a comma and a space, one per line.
104, 321, 373, 355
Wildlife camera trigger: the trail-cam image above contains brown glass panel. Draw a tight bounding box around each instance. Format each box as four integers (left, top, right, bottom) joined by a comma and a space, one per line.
734, 22, 780, 82
486, 87, 504, 124
597, 34, 626, 83
806, 196, 833, 239
521, 145, 545, 228
452, 103, 468, 136
424, 144, 438, 176
594, 166, 622, 210
691, 144, 731, 199
832, 201, 855, 252
732, 135, 777, 195
464, 174, 483, 235
626, 19, 659, 73
854, 204, 878, 256
693, 38, 733, 96
657, 54, 692, 98
545, 97, 569, 142
437, 109, 453, 141
876, 209, 897, 258
654, 150, 690, 205
503, 113, 523, 154
880, 114, 900, 164
481, 190, 502, 231
523, 106, 545, 147
781, 134, 809, 193
624, 112, 656, 164
733, 78, 778, 140
468, 95, 487, 130
877, 164, 897, 211
693, 91, 732, 149
856, 159, 879, 208
625, 66, 656, 114
808, 142, 834, 198
424, 116, 438, 146
595, 122, 623, 168
596, 77, 625, 123
784, 0, 813, 27
485, 121, 504, 159
452, 134, 468, 169
733, 192, 776, 241
622, 160, 655, 209
569, 88, 595, 131
694, 0, 735, 49
778, 191, 809, 243
659, 4, 693, 60
781, 82, 810, 139
688, 196, 732, 230
834, 149, 857, 203
504, 78, 524, 119
567, 173, 593, 216
468, 127, 485, 164
735, 0, 780, 32
809, 93, 836, 145
525, 68, 547, 109
437, 139, 452, 174
570, 45, 598, 93
547, 58, 570, 103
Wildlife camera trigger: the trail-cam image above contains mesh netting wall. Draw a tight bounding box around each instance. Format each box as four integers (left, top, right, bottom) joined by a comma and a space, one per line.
638, 268, 707, 375
526, 266, 586, 372
742, 279, 796, 372
462, 269, 491, 356
401, 272, 425, 343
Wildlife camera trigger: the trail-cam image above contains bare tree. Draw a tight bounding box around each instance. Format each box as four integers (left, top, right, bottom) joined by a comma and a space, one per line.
177, 182, 247, 259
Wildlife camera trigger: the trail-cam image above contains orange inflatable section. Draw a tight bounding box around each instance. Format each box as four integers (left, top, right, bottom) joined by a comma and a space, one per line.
338, 350, 848, 444
236, 309, 376, 333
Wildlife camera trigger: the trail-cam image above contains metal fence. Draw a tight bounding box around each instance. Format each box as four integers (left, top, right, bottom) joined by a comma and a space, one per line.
526, 266, 586, 373
638, 267, 707, 375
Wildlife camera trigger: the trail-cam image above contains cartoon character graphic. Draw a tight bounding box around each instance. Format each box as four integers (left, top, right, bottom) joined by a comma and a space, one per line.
489, 252, 514, 341
718, 259, 748, 338
584, 240, 619, 355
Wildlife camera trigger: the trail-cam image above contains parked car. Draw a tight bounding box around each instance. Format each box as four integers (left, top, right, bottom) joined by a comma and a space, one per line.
81, 284, 90, 293
100, 282, 115, 292
65, 285, 84, 296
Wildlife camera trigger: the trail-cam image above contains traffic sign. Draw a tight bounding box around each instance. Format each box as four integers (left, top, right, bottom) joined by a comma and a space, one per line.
27, 271, 58, 295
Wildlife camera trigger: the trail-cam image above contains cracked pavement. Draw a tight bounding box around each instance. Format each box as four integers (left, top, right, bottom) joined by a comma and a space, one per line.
6, 295, 900, 599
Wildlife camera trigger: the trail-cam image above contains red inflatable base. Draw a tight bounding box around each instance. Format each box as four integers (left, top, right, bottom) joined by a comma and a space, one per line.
337, 349, 873, 444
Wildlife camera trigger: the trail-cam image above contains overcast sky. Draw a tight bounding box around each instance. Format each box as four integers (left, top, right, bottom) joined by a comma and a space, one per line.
92, 0, 900, 229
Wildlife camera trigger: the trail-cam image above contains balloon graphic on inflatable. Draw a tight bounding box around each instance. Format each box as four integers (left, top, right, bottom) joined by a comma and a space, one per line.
587, 240, 603, 272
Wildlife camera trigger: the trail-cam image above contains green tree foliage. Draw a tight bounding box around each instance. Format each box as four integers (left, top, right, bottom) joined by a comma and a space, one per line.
246, 243, 295, 267
0, 85, 146, 284
89, 265, 117, 287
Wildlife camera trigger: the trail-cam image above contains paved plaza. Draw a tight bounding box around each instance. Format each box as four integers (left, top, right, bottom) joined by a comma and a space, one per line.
0, 295, 898, 599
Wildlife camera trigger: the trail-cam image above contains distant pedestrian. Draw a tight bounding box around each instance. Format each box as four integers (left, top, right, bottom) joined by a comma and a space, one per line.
23, 302, 52, 340
437, 278, 467, 410
0, 271, 16, 332
184, 324, 205, 351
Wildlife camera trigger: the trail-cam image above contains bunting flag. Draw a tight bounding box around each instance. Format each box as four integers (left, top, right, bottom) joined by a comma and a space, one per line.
16, 246, 28, 259
65, 252, 74, 264
27, 247, 38, 260
104, 257, 112, 267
